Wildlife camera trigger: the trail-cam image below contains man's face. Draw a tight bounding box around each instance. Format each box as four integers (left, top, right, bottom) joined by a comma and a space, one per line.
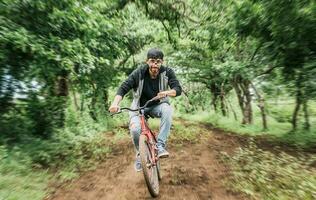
147, 58, 163, 77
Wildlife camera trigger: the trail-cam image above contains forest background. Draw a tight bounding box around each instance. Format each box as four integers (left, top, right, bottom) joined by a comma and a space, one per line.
0, 0, 315, 199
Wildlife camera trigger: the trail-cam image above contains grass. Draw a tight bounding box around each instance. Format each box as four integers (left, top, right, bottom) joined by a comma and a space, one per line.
221, 142, 316, 200
176, 99, 316, 149
0, 169, 49, 200
0, 145, 50, 200
168, 120, 201, 144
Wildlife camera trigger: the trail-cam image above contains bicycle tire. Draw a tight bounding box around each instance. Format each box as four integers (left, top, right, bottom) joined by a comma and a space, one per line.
139, 135, 159, 197
157, 159, 162, 181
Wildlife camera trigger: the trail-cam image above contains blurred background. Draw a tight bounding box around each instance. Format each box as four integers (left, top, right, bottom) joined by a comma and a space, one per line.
0, 0, 315, 199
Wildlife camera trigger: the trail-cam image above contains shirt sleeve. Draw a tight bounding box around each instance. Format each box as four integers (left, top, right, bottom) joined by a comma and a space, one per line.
167, 68, 182, 96
116, 68, 139, 97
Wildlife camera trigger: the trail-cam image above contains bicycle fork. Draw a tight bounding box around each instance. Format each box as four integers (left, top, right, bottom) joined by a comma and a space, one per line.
139, 114, 158, 168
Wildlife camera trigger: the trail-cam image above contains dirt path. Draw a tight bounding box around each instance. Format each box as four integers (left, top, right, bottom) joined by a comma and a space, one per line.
46, 122, 248, 200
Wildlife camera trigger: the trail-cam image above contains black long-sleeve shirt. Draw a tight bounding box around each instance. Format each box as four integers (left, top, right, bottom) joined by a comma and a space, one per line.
116, 64, 182, 106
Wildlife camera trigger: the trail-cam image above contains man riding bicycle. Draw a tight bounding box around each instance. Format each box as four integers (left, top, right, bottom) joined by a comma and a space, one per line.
108, 48, 182, 172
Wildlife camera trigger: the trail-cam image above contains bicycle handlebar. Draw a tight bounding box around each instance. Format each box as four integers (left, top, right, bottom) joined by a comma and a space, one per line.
110, 95, 162, 116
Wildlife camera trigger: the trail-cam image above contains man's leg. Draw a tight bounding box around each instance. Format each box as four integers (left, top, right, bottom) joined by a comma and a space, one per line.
129, 114, 142, 171
129, 115, 141, 151
150, 103, 173, 158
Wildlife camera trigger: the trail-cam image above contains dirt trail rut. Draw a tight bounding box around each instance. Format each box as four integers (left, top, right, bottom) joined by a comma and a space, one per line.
47, 122, 248, 200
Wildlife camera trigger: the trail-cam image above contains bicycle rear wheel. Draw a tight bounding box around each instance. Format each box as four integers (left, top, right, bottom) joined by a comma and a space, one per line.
139, 134, 159, 197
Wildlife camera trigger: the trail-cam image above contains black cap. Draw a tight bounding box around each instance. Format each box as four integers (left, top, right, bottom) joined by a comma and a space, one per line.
147, 48, 164, 60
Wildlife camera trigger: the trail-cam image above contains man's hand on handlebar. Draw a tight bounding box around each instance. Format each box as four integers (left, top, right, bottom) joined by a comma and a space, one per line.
157, 91, 169, 99
157, 89, 176, 98
109, 104, 120, 113
108, 95, 123, 113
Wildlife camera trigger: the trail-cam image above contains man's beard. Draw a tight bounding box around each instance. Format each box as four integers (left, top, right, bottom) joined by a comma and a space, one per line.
149, 66, 159, 78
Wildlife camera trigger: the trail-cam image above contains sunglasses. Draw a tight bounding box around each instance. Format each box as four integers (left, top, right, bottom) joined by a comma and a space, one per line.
148, 58, 163, 65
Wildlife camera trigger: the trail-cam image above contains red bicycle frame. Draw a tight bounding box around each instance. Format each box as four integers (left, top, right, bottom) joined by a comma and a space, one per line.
139, 110, 158, 166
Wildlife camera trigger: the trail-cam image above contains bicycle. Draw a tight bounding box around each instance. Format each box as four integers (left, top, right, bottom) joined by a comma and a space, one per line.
111, 96, 163, 197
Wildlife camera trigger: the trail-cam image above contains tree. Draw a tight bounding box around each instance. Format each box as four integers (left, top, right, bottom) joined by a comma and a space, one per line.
0, 0, 127, 136
234, 0, 316, 130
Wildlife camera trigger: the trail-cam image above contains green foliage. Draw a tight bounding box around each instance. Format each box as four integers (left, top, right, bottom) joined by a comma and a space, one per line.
0, 144, 50, 200
178, 97, 316, 149
235, 0, 316, 103
25, 102, 112, 170
0, 171, 49, 200
169, 121, 200, 144
0, 0, 315, 199
267, 102, 294, 123
171, 85, 212, 113
0, 107, 33, 143
0, 101, 114, 199
0, 0, 134, 137
221, 142, 316, 200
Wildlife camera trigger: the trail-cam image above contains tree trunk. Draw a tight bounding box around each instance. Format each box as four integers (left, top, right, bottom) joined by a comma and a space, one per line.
250, 82, 268, 130
240, 80, 252, 124
219, 84, 227, 116
211, 95, 218, 112
89, 94, 98, 122
258, 98, 267, 130
232, 76, 253, 124
56, 73, 68, 97
292, 94, 302, 131
70, 82, 79, 111
303, 100, 310, 131
88, 83, 98, 122
103, 89, 109, 110
232, 81, 245, 116
72, 90, 79, 111
54, 71, 69, 129
80, 94, 85, 112
225, 96, 238, 121
220, 95, 226, 116
210, 83, 219, 112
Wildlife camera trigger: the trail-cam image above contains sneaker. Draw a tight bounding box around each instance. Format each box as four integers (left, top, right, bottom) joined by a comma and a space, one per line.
134, 153, 142, 172
157, 145, 169, 158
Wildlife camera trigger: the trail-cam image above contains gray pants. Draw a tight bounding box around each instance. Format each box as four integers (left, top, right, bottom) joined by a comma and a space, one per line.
129, 103, 173, 151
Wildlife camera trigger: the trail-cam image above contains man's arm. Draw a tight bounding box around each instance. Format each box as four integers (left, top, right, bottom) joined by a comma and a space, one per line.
116, 68, 139, 97
166, 68, 182, 96
109, 95, 122, 113
157, 68, 181, 98
108, 68, 140, 113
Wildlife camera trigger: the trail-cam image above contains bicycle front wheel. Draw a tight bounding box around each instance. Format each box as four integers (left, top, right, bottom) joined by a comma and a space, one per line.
157, 159, 162, 181
139, 134, 159, 197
